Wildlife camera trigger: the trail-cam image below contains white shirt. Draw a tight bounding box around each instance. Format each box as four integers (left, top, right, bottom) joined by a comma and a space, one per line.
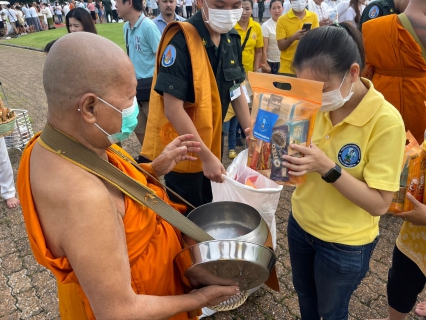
176, 0, 182, 7
261, 18, 280, 63
29, 7, 38, 17
308, 0, 329, 21
337, 0, 349, 21
344, 4, 365, 27
22, 6, 31, 18
151, 0, 158, 10
55, 5, 62, 15
45, 6, 53, 18
63, 4, 70, 16
283, 0, 291, 14
6, 8, 17, 22
111, 0, 116, 10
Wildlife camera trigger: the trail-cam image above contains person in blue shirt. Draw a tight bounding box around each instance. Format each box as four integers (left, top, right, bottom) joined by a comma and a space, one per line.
153, 0, 185, 33
116, 0, 161, 148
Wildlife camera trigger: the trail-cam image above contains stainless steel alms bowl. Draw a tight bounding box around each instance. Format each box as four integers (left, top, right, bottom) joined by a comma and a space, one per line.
175, 202, 276, 291
174, 240, 276, 291
184, 201, 269, 246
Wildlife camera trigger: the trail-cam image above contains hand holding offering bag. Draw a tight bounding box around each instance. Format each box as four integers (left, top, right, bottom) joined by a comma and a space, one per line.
246, 72, 323, 186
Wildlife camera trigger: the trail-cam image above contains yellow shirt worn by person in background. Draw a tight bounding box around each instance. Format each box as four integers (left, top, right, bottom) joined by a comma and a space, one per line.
225, 17, 263, 121
234, 17, 264, 73
276, 9, 319, 74
292, 79, 405, 245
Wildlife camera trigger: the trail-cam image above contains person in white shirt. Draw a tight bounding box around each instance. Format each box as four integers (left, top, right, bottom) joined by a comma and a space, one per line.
29, 3, 42, 31
5, 5, 20, 36
63, 2, 71, 16
283, 0, 292, 13
260, 0, 283, 74
0, 138, 20, 209
55, 2, 63, 23
151, 0, 158, 16
308, 0, 332, 25
111, 0, 118, 21
21, 4, 33, 32
44, 4, 55, 29
344, 0, 365, 27
175, 0, 182, 16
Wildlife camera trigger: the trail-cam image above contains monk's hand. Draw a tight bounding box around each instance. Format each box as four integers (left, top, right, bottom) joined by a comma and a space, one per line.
281, 143, 335, 177
393, 193, 426, 226
151, 134, 201, 176
190, 285, 240, 307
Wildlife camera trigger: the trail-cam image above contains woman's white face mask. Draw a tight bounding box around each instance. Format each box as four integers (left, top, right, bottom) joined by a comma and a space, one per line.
202, 0, 243, 34
320, 71, 354, 112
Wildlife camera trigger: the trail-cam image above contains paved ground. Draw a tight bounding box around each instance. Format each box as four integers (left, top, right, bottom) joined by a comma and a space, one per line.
0, 44, 425, 320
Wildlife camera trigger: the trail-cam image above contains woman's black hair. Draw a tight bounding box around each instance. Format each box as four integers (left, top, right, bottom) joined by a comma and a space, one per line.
66, 7, 98, 34
349, 0, 361, 24
242, 0, 254, 9
269, 0, 283, 7
44, 39, 59, 54
292, 22, 365, 78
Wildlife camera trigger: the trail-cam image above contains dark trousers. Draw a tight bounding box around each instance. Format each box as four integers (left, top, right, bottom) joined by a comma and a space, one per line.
288, 214, 378, 320
104, 8, 112, 22
186, 5, 192, 17
387, 245, 426, 313
258, 2, 264, 22
165, 171, 212, 215
112, 9, 118, 21
267, 61, 280, 74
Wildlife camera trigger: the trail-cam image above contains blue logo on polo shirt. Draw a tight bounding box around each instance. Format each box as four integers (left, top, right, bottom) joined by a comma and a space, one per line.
368, 5, 379, 19
338, 144, 361, 168
162, 45, 176, 67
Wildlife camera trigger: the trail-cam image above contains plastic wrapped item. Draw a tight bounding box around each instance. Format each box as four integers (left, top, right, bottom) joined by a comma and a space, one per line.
389, 131, 423, 213
246, 72, 323, 186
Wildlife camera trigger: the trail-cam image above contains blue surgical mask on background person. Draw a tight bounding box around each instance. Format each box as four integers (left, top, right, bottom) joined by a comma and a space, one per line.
320, 71, 354, 112
291, 0, 307, 12
94, 96, 139, 144
203, 0, 243, 34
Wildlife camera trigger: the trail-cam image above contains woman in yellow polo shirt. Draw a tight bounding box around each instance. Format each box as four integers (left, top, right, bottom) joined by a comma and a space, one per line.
223, 0, 263, 159
282, 23, 405, 319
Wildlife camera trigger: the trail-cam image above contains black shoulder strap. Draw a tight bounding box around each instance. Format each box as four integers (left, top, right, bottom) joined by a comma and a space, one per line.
126, 28, 129, 56
241, 26, 252, 51
126, 16, 146, 56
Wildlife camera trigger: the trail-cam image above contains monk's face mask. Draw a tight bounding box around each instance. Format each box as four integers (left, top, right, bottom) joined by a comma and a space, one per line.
320, 71, 354, 112
93, 96, 139, 144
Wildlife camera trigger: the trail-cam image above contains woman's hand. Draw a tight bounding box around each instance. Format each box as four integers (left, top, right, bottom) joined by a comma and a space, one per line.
260, 63, 271, 74
151, 134, 201, 177
282, 143, 335, 177
393, 193, 426, 226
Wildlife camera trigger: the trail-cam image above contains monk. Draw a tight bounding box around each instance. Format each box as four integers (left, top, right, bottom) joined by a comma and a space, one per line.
362, 0, 426, 143
17, 32, 238, 320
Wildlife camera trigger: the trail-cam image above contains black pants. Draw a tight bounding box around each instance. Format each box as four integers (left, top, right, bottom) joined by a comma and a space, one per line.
104, 8, 112, 22
258, 3, 264, 22
152, 8, 158, 16
112, 9, 118, 21
165, 171, 212, 215
186, 5, 192, 17
387, 245, 426, 313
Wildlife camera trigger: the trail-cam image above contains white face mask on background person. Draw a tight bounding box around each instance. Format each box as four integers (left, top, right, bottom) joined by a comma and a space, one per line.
202, 0, 243, 34
320, 71, 355, 112
291, 0, 307, 12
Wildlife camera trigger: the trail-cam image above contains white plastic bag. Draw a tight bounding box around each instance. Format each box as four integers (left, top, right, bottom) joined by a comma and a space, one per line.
211, 149, 283, 249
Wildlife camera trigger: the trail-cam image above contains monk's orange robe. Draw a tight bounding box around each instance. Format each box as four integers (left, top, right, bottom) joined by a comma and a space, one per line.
363, 14, 426, 143
17, 134, 193, 320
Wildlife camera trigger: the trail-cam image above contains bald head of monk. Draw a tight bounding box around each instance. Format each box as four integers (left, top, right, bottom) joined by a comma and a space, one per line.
43, 32, 137, 153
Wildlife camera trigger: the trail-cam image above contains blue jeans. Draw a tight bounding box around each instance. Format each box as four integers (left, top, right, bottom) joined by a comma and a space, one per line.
287, 214, 378, 320
222, 116, 238, 150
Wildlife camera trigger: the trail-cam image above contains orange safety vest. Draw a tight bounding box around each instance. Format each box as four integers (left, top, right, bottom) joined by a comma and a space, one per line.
363, 15, 426, 143
141, 21, 222, 173
17, 134, 194, 320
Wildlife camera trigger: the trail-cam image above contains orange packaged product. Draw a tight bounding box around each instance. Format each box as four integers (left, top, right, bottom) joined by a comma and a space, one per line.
389, 131, 423, 213
246, 72, 323, 186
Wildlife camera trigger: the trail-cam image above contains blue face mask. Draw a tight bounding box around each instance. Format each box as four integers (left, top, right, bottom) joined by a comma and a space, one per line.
94, 96, 139, 144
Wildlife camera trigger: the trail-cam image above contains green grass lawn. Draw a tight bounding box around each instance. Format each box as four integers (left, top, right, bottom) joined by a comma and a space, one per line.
5, 23, 126, 51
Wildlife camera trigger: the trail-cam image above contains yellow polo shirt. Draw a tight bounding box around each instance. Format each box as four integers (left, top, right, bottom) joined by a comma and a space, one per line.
276, 9, 319, 74
292, 79, 405, 245
235, 18, 264, 73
